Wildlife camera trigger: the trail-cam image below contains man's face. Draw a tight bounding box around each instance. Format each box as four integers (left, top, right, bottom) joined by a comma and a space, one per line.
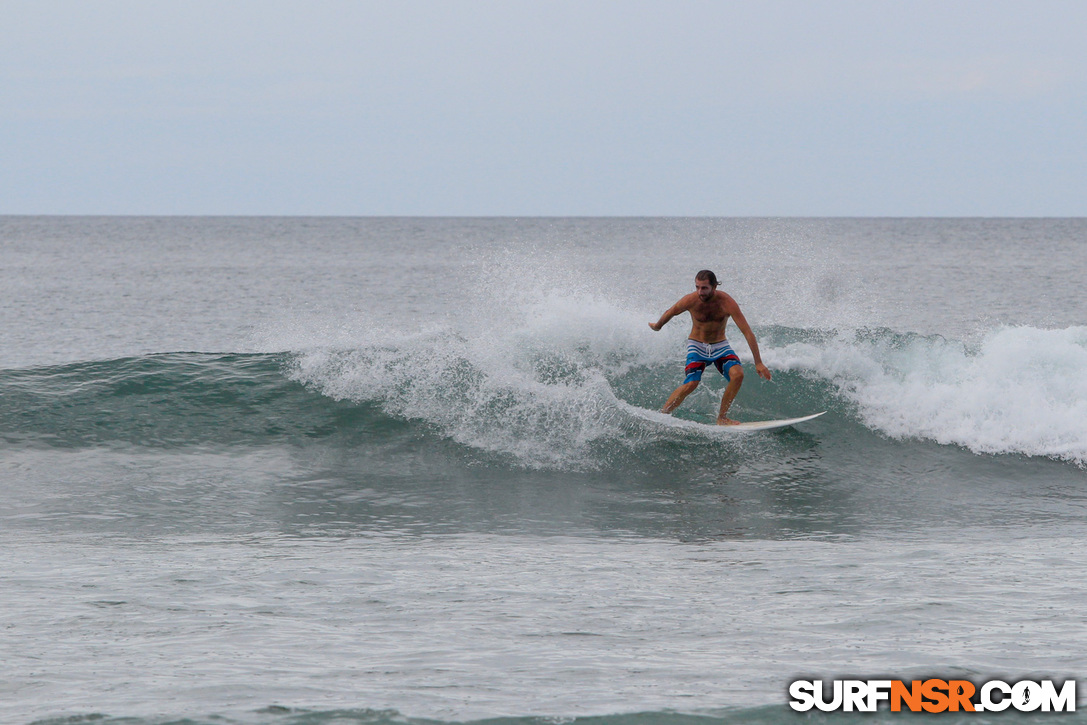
695, 278, 715, 301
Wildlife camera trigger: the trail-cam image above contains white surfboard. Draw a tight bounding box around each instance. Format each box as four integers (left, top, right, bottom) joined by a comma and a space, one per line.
624, 404, 825, 432
716, 411, 826, 431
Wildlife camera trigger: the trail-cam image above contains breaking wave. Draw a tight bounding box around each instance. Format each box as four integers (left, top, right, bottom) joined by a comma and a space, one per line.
4, 292, 1084, 468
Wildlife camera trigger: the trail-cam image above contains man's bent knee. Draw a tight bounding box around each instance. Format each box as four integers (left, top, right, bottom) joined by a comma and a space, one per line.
728, 366, 744, 383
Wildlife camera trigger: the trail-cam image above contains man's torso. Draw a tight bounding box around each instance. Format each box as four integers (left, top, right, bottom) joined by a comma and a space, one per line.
686, 291, 731, 343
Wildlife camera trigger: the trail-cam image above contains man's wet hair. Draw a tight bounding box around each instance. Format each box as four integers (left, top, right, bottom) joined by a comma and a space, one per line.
695, 270, 718, 287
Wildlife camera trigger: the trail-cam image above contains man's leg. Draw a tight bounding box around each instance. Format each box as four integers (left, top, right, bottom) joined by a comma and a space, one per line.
662, 380, 699, 414
716, 365, 745, 425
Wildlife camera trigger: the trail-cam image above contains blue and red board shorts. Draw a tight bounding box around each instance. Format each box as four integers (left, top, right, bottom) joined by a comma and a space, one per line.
684, 339, 741, 384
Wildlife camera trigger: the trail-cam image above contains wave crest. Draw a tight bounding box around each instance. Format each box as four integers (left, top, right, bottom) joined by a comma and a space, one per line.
770, 325, 1087, 465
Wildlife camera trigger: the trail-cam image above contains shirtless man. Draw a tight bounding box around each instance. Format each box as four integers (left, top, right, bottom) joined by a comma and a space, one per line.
648, 270, 771, 425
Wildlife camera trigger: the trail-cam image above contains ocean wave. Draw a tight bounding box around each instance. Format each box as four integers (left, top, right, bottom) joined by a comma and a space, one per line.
0, 352, 373, 450
280, 294, 1087, 467
281, 297, 833, 468
769, 325, 1087, 466
4, 308, 1085, 468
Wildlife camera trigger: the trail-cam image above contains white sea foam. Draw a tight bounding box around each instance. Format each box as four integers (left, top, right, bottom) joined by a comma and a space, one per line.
771, 325, 1087, 466
266, 285, 1087, 468
278, 291, 749, 467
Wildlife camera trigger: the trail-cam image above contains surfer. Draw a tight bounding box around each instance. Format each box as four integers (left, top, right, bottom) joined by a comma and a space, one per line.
649, 270, 771, 425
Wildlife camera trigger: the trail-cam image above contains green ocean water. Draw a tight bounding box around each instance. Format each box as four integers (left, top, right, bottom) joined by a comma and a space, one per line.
2, 217, 1085, 724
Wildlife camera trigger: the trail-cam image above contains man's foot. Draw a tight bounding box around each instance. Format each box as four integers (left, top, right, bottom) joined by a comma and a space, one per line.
716, 417, 741, 426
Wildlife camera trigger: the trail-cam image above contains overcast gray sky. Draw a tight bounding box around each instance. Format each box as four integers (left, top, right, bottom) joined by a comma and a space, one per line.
2, 0, 1085, 215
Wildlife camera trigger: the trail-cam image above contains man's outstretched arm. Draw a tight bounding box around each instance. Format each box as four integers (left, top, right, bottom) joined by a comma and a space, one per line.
649, 297, 689, 331
728, 302, 772, 381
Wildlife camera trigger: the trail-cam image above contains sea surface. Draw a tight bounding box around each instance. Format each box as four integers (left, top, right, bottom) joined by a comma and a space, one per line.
1, 217, 1085, 725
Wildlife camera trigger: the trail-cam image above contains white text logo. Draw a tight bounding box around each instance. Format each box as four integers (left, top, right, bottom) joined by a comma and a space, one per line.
789, 679, 1076, 713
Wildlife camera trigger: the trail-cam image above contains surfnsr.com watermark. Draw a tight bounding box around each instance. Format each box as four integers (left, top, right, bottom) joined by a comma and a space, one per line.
789, 679, 1076, 713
